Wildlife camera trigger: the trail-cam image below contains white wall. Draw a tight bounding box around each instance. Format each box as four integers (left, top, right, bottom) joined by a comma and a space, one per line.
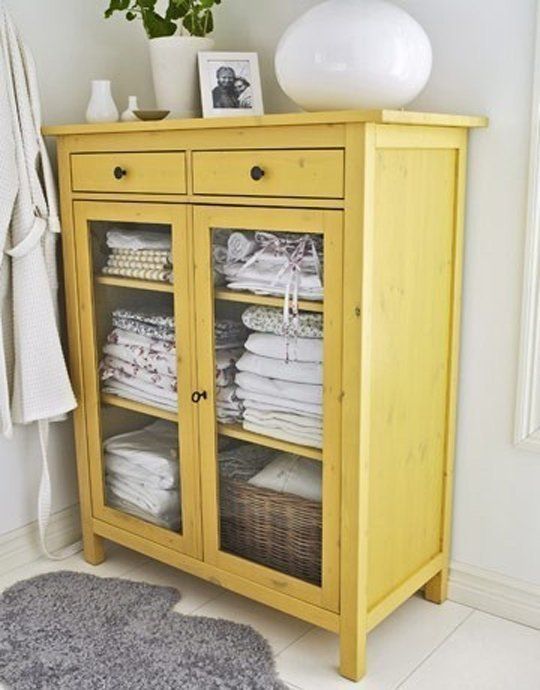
3, 0, 539, 587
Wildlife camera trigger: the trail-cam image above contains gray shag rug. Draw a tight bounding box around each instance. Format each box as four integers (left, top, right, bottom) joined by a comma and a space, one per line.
0, 570, 288, 689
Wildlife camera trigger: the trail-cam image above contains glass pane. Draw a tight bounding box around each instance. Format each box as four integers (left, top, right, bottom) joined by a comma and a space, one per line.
88, 219, 181, 533
211, 226, 324, 583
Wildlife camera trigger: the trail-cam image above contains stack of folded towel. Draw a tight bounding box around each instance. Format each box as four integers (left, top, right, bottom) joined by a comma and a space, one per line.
100, 308, 246, 417
214, 319, 247, 424
101, 228, 173, 284
104, 421, 181, 530
101, 308, 177, 411
235, 305, 324, 449
217, 231, 323, 301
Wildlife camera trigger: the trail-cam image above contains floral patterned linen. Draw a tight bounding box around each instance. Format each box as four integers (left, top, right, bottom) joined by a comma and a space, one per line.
241, 305, 323, 339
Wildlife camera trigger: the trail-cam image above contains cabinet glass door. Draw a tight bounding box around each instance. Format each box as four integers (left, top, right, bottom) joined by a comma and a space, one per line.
194, 206, 343, 611
73, 201, 200, 557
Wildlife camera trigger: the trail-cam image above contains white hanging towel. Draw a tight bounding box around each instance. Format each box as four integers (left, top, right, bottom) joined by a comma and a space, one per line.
0, 3, 78, 559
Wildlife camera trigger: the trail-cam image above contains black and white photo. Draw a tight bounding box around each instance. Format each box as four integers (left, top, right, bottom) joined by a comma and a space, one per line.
198, 52, 264, 118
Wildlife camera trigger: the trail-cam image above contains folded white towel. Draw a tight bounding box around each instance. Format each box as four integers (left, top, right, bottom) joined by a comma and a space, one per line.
102, 381, 178, 412
104, 420, 178, 463
106, 453, 178, 490
243, 421, 322, 449
236, 388, 322, 417
107, 474, 180, 519
227, 231, 257, 262
247, 453, 322, 501
106, 228, 172, 250
236, 352, 322, 385
243, 407, 322, 432
244, 333, 323, 363
107, 494, 180, 531
236, 371, 322, 404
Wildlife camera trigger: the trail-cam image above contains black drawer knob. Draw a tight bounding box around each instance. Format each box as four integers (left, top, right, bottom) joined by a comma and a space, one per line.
191, 390, 208, 404
250, 165, 265, 181
113, 166, 127, 180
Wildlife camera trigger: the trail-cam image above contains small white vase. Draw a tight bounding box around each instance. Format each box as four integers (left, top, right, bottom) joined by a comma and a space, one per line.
121, 95, 140, 122
149, 36, 214, 118
85, 80, 119, 123
275, 0, 432, 111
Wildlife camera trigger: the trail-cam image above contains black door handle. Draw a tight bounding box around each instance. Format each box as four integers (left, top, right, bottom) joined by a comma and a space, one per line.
191, 390, 208, 403
113, 166, 127, 180
250, 165, 265, 181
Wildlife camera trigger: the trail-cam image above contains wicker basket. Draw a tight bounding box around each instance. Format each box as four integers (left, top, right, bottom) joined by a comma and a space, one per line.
219, 449, 322, 585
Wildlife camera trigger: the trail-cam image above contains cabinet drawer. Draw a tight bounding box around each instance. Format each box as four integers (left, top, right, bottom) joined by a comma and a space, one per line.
192, 149, 344, 199
71, 152, 187, 194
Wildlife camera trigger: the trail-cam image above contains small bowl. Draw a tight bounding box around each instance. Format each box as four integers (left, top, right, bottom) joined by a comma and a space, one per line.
133, 110, 170, 121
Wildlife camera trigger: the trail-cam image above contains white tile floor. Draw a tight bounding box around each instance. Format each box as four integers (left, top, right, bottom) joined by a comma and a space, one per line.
0, 545, 539, 690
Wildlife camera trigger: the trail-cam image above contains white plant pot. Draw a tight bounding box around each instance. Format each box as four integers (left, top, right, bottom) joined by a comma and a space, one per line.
275, 0, 432, 111
149, 36, 215, 118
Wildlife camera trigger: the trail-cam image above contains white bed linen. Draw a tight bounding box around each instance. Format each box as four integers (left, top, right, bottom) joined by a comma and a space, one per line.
244, 333, 323, 363
236, 352, 322, 385
247, 453, 322, 502
235, 371, 322, 404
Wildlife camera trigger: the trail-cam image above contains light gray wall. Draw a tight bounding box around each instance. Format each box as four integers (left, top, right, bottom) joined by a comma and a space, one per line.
2, 0, 539, 587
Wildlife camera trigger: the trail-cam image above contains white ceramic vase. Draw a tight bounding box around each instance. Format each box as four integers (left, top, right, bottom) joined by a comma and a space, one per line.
121, 95, 140, 122
275, 0, 432, 111
85, 80, 119, 123
149, 36, 214, 118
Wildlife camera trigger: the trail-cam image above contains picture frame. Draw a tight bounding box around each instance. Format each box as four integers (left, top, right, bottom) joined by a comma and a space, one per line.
198, 51, 264, 118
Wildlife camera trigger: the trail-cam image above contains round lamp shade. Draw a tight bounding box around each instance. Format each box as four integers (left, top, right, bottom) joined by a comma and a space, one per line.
275, 0, 433, 111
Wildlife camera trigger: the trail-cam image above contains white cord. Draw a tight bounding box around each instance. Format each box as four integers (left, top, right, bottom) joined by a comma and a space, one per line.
37, 420, 82, 560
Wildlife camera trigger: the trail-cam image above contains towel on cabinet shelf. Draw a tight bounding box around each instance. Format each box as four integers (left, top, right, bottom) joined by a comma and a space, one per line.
247, 453, 322, 502
103, 230, 173, 283
101, 380, 177, 411
243, 421, 322, 449
235, 389, 322, 418
107, 328, 175, 354
100, 356, 177, 394
102, 342, 176, 378
106, 228, 171, 251
102, 377, 177, 411
236, 371, 323, 405
244, 332, 323, 363
104, 421, 180, 530
226, 231, 257, 262
236, 352, 323, 385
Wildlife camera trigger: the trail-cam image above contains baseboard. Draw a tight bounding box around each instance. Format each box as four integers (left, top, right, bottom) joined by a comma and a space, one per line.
449, 560, 540, 629
0, 505, 81, 576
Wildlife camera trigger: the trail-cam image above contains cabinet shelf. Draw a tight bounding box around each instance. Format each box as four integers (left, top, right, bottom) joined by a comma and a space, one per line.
95, 275, 174, 293
214, 289, 324, 313
101, 393, 178, 423
218, 423, 323, 461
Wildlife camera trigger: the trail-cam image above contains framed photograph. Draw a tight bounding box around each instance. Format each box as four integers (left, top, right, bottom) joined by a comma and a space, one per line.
198, 52, 264, 118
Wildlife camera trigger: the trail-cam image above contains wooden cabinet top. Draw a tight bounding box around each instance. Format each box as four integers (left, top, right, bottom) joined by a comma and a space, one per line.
42, 109, 488, 137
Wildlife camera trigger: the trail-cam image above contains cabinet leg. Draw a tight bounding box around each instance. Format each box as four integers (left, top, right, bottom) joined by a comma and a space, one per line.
424, 567, 448, 604
82, 529, 106, 566
339, 627, 367, 682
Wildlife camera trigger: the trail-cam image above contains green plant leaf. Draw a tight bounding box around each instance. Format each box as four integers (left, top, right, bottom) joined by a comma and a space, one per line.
143, 10, 177, 38
167, 0, 190, 20
104, 0, 130, 18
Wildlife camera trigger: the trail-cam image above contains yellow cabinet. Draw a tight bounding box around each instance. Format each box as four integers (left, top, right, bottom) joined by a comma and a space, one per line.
45, 109, 486, 682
